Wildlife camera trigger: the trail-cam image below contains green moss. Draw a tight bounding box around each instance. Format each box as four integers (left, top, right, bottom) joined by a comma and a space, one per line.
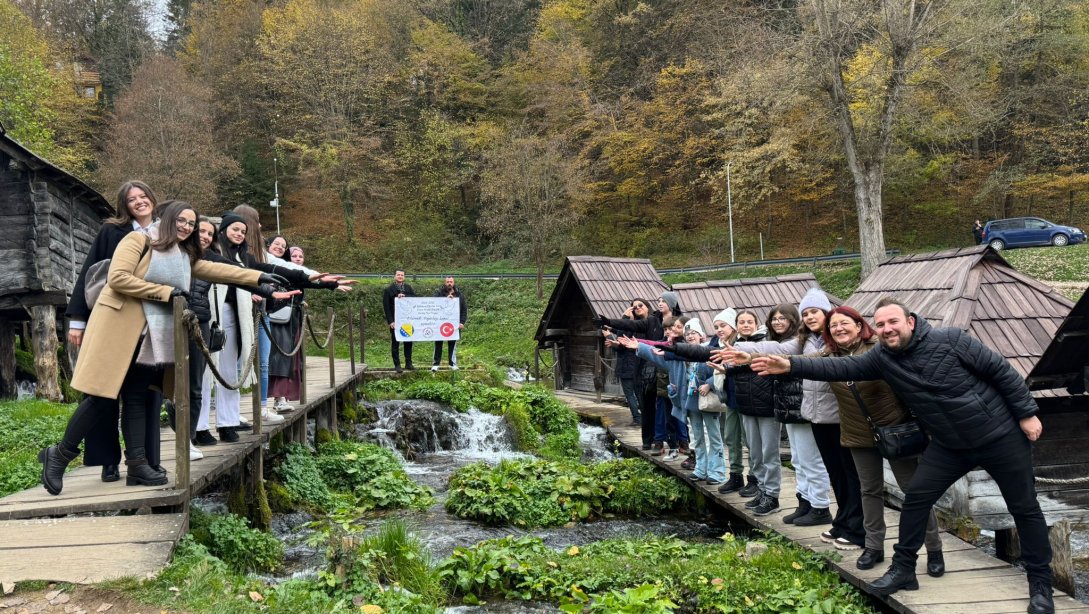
315, 428, 336, 445
266, 480, 295, 513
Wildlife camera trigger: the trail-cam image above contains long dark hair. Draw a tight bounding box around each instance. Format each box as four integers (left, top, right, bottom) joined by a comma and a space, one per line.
630, 298, 652, 320
153, 200, 202, 263
106, 180, 158, 226
198, 216, 220, 255
766, 303, 801, 341
234, 204, 266, 264
821, 306, 876, 354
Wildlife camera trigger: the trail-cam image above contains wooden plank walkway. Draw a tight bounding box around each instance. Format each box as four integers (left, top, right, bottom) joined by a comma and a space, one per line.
557, 390, 1089, 614
0, 356, 364, 585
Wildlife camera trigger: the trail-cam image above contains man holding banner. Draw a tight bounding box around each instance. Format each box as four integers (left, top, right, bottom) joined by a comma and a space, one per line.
390, 278, 464, 373
383, 270, 416, 372
432, 276, 467, 371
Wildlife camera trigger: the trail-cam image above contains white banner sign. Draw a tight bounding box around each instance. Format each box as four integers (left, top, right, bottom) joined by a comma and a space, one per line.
394, 297, 461, 342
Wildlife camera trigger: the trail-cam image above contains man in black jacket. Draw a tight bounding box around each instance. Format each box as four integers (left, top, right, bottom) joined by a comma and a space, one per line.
382, 270, 415, 372
432, 276, 466, 371
752, 297, 1053, 614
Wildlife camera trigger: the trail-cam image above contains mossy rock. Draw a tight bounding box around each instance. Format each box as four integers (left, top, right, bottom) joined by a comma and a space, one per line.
315, 428, 337, 445
266, 480, 295, 513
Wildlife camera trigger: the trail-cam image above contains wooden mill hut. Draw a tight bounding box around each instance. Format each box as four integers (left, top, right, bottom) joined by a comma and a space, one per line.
0, 123, 113, 399
672, 273, 841, 334
535, 256, 667, 396
846, 246, 1088, 533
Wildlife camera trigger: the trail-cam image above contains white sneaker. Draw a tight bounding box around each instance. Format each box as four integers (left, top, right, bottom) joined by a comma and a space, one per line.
431, 365, 440, 372
189, 441, 204, 461
274, 398, 293, 412
450, 364, 459, 371
261, 410, 285, 425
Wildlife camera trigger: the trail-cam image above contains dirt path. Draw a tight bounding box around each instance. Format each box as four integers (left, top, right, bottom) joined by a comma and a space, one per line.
0, 586, 176, 614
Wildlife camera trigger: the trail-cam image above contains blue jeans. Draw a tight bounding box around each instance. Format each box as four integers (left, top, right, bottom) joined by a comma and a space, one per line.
620, 378, 641, 421
258, 314, 270, 405
654, 398, 690, 446
690, 410, 726, 482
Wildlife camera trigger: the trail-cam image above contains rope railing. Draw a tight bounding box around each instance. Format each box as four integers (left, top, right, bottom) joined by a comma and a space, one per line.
305, 309, 336, 349
181, 307, 259, 390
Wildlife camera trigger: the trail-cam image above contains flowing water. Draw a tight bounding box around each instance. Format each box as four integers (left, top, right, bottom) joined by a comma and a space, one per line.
252, 398, 724, 599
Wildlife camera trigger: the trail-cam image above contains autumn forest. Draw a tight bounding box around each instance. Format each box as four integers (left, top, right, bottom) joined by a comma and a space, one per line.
3, 0, 1089, 274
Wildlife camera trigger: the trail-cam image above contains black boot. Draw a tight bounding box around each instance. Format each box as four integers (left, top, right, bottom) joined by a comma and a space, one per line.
782, 494, 812, 524
869, 565, 919, 596
1028, 579, 1054, 614
738, 475, 761, 498
39, 444, 79, 496
101, 464, 121, 483
717, 473, 744, 494
126, 452, 168, 487
794, 506, 833, 527
856, 548, 884, 570
926, 550, 945, 578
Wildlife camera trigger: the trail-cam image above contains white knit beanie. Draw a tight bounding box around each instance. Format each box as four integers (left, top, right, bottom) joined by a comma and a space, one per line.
713, 308, 738, 330
798, 287, 832, 313
684, 318, 705, 337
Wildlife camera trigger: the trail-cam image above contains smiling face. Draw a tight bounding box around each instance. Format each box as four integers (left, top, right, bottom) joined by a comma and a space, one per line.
175, 209, 197, 242
198, 220, 215, 249
769, 311, 790, 335
126, 187, 154, 225
874, 304, 915, 351
631, 300, 649, 319
736, 313, 758, 336
668, 319, 685, 340
712, 320, 735, 342
269, 236, 287, 257
801, 307, 827, 333
225, 221, 247, 245
828, 313, 862, 348
394, 270, 405, 284
685, 329, 702, 344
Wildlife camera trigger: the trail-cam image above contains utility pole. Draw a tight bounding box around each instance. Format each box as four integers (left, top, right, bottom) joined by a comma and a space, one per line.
270, 156, 281, 235
726, 161, 735, 263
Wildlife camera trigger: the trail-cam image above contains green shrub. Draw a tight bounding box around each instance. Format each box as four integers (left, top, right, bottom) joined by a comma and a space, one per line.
445, 458, 689, 528
357, 520, 444, 605
0, 399, 78, 497
315, 440, 433, 510
191, 510, 283, 573
277, 444, 335, 510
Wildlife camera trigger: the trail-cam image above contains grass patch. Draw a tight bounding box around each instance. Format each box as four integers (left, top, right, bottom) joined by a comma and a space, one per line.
662, 260, 863, 301
444, 458, 691, 528
0, 399, 78, 497
1001, 243, 1089, 283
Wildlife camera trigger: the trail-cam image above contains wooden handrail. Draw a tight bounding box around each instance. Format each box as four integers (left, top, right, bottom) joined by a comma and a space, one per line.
172, 296, 191, 495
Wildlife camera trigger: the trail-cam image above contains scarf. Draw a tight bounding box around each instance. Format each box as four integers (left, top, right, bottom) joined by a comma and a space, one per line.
137, 230, 191, 366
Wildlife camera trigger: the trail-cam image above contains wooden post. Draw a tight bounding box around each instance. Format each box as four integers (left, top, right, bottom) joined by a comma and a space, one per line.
1050, 520, 1074, 596
594, 337, 603, 403
359, 306, 366, 366
347, 308, 356, 375
29, 305, 61, 401
533, 346, 541, 383
0, 318, 15, 399
172, 297, 191, 495
299, 307, 308, 406
327, 307, 336, 389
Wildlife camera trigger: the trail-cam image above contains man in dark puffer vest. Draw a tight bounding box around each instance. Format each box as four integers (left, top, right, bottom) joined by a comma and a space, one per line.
752, 297, 1053, 614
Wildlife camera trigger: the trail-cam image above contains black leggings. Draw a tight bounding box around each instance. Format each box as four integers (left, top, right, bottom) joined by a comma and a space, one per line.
62, 361, 161, 461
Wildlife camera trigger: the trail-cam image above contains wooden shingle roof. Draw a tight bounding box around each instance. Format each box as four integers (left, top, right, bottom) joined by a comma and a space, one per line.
673, 274, 841, 334
848, 246, 1074, 396
1027, 288, 1089, 393
535, 256, 667, 341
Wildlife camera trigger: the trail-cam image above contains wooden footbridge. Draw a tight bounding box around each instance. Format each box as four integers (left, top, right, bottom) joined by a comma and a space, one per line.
557, 391, 1089, 614
0, 303, 368, 586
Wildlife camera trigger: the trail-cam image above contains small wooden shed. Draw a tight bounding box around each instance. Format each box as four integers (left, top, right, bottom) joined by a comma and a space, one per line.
673, 273, 841, 334
847, 246, 1088, 531
0, 123, 112, 399
535, 256, 667, 395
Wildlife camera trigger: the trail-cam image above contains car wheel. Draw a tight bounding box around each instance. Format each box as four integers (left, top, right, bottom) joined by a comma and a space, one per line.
988, 239, 1005, 250
1052, 234, 1069, 247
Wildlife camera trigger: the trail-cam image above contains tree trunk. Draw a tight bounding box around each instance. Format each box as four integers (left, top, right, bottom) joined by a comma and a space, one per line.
854, 166, 888, 279
0, 318, 14, 399
30, 306, 61, 402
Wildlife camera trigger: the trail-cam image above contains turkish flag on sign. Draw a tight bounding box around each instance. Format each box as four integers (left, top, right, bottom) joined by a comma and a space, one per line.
440, 322, 456, 337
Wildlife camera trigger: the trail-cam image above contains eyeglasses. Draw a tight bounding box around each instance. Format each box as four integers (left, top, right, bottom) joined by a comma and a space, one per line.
771, 316, 789, 323
829, 321, 858, 330
176, 219, 197, 229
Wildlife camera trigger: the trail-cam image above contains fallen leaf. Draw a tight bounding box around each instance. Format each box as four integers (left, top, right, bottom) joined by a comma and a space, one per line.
248, 591, 263, 602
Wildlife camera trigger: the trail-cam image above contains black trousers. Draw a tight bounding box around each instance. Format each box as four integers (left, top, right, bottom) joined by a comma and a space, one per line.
893, 429, 1052, 584
62, 362, 161, 461
81, 387, 162, 466
187, 321, 210, 439
433, 340, 457, 365
638, 379, 656, 447
811, 422, 865, 545
389, 329, 413, 367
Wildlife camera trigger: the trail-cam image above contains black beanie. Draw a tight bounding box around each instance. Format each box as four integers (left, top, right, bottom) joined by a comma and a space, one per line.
219, 211, 247, 235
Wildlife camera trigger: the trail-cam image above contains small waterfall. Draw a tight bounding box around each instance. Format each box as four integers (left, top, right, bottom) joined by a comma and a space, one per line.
15, 380, 36, 400
449, 407, 520, 461
578, 423, 618, 462
355, 400, 525, 463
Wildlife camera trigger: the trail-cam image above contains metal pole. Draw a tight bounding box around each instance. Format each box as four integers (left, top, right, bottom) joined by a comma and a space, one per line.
727, 161, 735, 263
273, 157, 281, 235
759, 232, 764, 261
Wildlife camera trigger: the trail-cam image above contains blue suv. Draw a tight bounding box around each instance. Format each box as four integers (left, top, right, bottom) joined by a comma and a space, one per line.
981, 217, 1086, 250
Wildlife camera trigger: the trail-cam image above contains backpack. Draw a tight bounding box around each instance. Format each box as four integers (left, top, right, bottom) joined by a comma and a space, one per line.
84, 236, 150, 307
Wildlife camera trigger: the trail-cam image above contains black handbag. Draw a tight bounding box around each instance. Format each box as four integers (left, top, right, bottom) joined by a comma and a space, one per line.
208, 285, 226, 353
846, 381, 928, 460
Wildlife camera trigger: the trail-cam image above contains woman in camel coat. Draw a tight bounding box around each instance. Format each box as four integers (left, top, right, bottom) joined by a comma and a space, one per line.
39, 201, 284, 495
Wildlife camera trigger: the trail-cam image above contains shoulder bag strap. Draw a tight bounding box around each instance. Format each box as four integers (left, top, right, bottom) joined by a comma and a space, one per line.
846, 381, 881, 442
